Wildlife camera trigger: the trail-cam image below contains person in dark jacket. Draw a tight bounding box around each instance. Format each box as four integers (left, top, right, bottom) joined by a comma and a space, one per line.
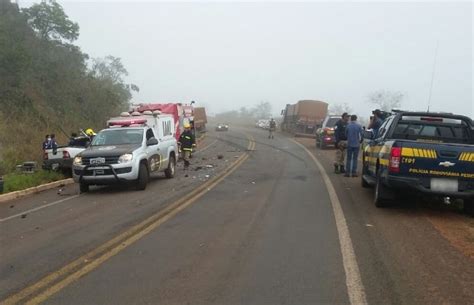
178, 123, 196, 168
368, 109, 383, 139
334, 113, 349, 174
268, 118, 276, 139
42, 135, 51, 150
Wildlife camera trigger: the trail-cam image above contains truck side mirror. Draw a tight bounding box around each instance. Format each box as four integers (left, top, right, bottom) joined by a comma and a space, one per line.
147, 138, 158, 146
363, 130, 373, 139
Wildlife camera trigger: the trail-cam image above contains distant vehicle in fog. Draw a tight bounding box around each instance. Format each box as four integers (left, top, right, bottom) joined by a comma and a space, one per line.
281, 100, 328, 138
216, 123, 229, 131
256, 119, 268, 129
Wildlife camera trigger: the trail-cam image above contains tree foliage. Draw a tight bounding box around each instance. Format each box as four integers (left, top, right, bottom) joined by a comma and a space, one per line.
22, 0, 79, 42
252, 101, 273, 119
0, 1, 133, 172
367, 90, 404, 111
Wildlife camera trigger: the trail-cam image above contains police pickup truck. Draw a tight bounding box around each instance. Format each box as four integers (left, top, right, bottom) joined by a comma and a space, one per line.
73, 111, 178, 193
361, 111, 474, 215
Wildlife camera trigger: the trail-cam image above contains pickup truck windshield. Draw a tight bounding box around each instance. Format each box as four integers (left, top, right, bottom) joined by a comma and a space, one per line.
91, 129, 144, 146
391, 116, 473, 144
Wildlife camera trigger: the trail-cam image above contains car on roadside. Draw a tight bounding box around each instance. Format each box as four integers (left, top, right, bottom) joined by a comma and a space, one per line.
216, 123, 229, 131
43, 136, 90, 176
315, 115, 340, 149
361, 111, 474, 215
73, 112, 178, 193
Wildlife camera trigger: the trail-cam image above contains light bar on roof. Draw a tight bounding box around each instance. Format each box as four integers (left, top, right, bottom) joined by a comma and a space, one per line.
109, 119, 147, 127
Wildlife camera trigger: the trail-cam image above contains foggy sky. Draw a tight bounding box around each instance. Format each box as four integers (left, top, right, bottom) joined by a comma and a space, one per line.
25, 1, 474, 117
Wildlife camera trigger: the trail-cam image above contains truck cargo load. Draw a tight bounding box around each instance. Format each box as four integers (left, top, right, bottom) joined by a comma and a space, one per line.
193, 107, 208, 131
281, 100, 328, 137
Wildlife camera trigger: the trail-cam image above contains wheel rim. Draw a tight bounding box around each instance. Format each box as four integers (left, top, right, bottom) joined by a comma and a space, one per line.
170, 158, 175, 175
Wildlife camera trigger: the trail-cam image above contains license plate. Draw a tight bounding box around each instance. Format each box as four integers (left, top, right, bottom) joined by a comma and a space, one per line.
94, 169, 104, 175
51, 163, 59, 170
90, 157, 106, 165
430, 178, 458, 193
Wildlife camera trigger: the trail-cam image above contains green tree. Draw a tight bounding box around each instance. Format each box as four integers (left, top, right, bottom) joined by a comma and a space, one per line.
0, 1, 133, 173
90, 56, 128, 83
22, 0, 79, 42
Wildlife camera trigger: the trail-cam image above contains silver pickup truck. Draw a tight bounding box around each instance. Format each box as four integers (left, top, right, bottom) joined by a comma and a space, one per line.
72, 113, 178, 193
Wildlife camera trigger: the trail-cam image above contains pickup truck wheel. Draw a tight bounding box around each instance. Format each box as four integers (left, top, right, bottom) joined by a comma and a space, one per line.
361, 158, 370, 188
361, 175, 370, 188
320, 140, 326, 149
165, 155, 176, 179
463, 199, 474, 217
136, 163, 149, 191
374, 171, 391, 207
79, 182, 89, 193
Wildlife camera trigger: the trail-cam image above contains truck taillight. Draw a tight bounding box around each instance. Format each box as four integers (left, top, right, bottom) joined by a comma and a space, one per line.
389, 147, 401, 173
63, 151, 70, 159
43, 152, 48, 160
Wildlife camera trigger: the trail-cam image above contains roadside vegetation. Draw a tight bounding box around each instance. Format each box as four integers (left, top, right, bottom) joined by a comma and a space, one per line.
0, 0, 136, 174
2, 170, 64, 193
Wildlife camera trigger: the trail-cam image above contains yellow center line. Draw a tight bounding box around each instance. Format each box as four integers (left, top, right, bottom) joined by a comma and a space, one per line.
2, 134, 255, 305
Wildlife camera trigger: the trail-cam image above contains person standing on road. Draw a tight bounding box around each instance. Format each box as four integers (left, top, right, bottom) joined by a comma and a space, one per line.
345, 115, 363, 177
269, 118, 276, 139
368, 109, 383, 139
178, 123, 196, 169
334, 113, 349, 174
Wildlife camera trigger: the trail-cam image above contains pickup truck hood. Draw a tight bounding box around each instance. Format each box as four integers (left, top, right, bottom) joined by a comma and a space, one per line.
80, 144, 141, 157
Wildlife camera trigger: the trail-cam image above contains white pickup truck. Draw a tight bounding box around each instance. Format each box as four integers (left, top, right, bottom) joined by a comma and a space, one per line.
42, 136, 90, 175
72, 112, 178, 192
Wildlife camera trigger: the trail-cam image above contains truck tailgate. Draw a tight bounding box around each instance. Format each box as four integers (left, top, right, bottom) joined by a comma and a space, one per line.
399, 141, 474, 180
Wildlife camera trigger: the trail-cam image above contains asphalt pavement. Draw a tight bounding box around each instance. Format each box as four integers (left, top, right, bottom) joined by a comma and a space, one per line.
0, 128, 473, 305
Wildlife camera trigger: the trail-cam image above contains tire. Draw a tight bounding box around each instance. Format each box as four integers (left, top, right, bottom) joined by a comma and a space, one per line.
361, 175, 370, 188
374, 170, 391, 207
136, 162, 149, 191
320, 141, 326, 149
463, 199, 474, 217
79, 182, 89, 193
165, 155, 176, 179
361, 156, 370, 188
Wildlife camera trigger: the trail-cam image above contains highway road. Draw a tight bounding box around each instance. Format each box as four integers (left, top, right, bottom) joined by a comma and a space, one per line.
1, 127, 473, 305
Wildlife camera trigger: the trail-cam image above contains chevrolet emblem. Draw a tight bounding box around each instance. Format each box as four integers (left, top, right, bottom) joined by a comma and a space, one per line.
439, 161, 455, 167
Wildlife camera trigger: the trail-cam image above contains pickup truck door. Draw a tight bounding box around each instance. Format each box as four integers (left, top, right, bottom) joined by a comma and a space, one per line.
366, 117, 393, 176
145, 128, 161, 172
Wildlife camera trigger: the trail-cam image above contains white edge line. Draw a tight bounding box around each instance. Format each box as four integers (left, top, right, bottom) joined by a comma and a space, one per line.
0, 195, 80, 223
292, 139, 368, 305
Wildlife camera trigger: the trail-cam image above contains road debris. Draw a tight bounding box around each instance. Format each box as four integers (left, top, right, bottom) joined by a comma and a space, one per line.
217, 154, 224, 159
21, 214, 27, 219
